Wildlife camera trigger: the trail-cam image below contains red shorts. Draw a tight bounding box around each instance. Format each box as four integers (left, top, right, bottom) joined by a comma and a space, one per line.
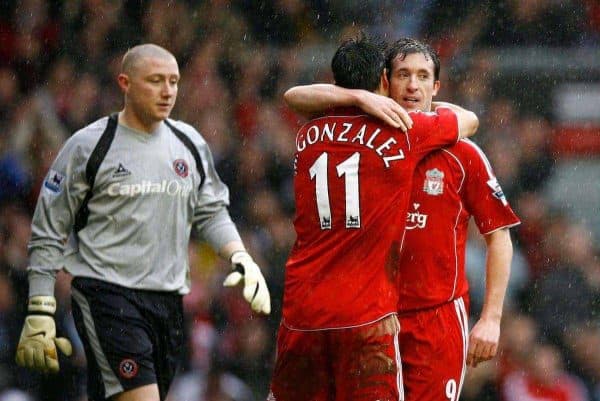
398, 297, 470, 401
269, 314, 402, 401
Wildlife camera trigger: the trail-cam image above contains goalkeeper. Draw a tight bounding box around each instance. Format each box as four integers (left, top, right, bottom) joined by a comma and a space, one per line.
16, 43, 270, 401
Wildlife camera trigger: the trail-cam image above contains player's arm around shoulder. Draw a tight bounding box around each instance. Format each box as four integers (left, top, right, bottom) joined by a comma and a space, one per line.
432, 101, 478, 139
284, 84, 412, 131
283, 84, 355, 117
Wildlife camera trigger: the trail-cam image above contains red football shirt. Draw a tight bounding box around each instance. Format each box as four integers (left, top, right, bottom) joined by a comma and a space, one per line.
283, 107, 459, 330
398, 138, 521, 312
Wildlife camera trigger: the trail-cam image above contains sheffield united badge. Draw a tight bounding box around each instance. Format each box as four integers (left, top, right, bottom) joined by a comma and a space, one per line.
119, 358, 138, 379
173, 159, 189, 178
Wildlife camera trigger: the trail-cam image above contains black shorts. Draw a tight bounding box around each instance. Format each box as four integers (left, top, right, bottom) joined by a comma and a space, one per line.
71, 277, 184, 401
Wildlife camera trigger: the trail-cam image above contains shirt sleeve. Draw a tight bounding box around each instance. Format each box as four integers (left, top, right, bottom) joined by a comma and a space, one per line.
191, 132, 242, 251
28, 135, 90, 297
407, 107, 459, 158
460, 140, 521, 235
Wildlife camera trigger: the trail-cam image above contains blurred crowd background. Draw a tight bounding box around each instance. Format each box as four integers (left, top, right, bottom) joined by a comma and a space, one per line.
0, 0, 598, 400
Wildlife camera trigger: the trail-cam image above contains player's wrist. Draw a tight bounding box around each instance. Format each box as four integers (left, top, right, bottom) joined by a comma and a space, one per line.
480, 310, 502, 324
229, 251, 255, 276
230, 250, 252, 264
27, 295, 56, 315
353, 89, 370, 108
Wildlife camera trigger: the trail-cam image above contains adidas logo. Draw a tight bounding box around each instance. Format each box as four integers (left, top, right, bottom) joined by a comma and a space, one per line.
113, 163, 131, 178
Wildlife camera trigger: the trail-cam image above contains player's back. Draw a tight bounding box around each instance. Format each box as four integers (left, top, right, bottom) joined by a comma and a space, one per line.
283, 108, 458, 330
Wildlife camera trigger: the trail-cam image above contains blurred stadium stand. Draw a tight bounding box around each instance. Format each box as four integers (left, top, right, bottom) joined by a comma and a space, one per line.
0, 1, 598, 401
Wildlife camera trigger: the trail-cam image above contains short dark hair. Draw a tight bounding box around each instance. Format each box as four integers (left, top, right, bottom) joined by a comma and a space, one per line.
331, 34, 386, 92
385, 37, 440, 81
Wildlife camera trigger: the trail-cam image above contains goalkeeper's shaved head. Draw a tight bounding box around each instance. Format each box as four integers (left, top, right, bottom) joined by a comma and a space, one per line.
121, 44, 177, 75
116, 43, 180, 129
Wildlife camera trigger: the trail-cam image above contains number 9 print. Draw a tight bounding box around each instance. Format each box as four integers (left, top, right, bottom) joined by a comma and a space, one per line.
445, 379, 457, 401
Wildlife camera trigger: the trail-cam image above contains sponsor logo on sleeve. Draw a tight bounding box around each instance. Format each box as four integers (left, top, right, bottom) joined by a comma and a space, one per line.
487, 177, 508, 206
43, 170, 65, 194
423, 168, 444, 196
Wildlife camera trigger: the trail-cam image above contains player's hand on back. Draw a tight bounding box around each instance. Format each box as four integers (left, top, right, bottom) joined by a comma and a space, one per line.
223, 251, 271, 314
467, 316, 500, 368
356, 91, 413, 132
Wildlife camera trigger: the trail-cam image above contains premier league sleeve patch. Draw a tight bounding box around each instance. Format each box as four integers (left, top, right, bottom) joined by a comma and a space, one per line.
43, 169, 65, 194
487, 177, 508, 206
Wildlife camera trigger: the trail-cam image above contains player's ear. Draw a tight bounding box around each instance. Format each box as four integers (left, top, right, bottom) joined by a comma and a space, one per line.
117, 73, 130, 93
379, 68, 390, 95
432, 79, 441, 97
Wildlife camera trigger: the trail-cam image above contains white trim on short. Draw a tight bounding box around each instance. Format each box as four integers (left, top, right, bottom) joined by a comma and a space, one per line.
72, 288, 124, 398
394, 326, 404, 401
453, 297, 469, 400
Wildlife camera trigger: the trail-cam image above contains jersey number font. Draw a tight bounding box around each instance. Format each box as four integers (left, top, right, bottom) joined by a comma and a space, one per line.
309, 152, 361, 230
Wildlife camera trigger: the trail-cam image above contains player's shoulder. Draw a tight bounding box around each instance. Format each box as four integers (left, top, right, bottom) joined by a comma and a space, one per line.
444, 139, 499, 181
407, 109, 435, 123
165, 118, 207, 147
72, 116, 110, 140
408, 110, 438, 117
301, 112, 370, 127
408, 108, 453, 119
66, 116, 113, 153
446, 138, 490, 162
407, 108, 458, 134
428, 139, 490, 177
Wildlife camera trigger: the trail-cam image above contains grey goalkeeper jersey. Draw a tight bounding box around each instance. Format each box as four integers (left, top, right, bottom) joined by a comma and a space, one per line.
28, 116, 242, 296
